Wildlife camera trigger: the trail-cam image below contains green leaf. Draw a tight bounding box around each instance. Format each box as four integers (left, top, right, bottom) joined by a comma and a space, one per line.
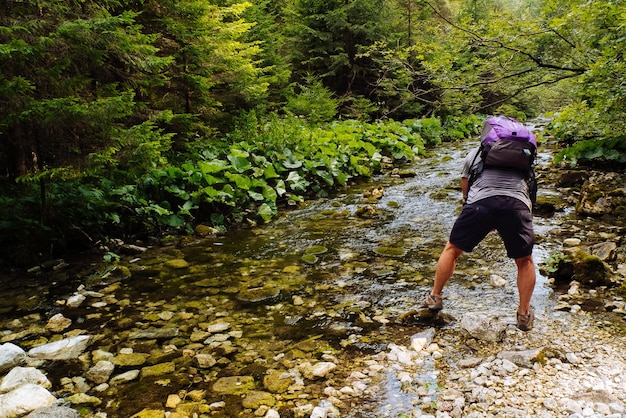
163, 214, 186, 227
225, 172, 252, 190
248, 190, 264, 201
264, 164, 279, 179
228, 155, 252, 172
198, 160, 229, 174
257, 203, 275, 222
275, 180, 287, 196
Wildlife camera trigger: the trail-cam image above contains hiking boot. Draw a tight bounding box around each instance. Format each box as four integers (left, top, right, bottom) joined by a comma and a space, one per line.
419, 294, 443, 311
516, 308, 534, 331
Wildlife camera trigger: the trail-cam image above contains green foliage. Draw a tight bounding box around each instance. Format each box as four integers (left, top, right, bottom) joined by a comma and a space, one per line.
442, 114, 484, 142
404, 117, 445, 146
284, 76, 338, 124
550, 103, 626, 166
542, 251, 570, 274
3, 0, 626, 268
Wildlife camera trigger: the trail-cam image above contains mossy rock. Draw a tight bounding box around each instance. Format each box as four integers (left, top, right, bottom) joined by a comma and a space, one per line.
164, 259, 189, 269
555, 249, 614, 287
305, 245, 328, 255
242, 390, 276, 409
194, 224, 219, 237
212, 376, 255, 395
429, 190, 449, 201
140, 361, 176, 378
263, 369, 295, 394
237, 286, 280, 303
373, 246, 406, 257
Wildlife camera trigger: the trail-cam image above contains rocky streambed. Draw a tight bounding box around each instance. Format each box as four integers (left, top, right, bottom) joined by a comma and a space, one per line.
1, 118, 626, 417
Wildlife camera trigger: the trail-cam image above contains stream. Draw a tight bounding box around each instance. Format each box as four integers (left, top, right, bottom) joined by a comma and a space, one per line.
1, 117, 625, 418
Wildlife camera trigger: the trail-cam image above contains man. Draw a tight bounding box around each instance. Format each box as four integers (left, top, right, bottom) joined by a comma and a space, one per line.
419, 117, 537, 331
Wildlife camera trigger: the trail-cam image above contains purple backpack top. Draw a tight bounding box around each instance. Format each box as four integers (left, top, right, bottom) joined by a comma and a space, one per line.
479, 115, 537, 171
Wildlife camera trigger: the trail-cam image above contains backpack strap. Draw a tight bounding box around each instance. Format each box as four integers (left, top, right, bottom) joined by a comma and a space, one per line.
466, 144, 484, 194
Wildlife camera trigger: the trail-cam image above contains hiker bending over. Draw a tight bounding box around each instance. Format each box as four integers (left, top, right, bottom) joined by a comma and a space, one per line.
420, 116, 537, 331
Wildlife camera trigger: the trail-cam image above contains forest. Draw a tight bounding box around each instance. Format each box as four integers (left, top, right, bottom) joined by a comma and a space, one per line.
0, 0, 624, 269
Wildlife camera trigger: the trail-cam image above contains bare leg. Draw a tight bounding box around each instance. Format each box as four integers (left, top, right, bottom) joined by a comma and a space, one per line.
515, 255, 536, 314
431, 242, 464, 295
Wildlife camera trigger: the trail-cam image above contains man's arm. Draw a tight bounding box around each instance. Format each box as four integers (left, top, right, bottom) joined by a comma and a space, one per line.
461, 177, 468, 204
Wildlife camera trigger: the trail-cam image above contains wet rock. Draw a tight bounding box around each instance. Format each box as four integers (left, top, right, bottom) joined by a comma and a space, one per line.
129, 327, 179, 340
113, 352, 149, 367
263, 369, 295, 394
558, 170, 589, 188
355, 204, 377, 218
140, 362, 175, 378
561, 249, 614, 287
194, 353, 216, 368
26, 406, 80, 418
195, 224, 220, 237
584, 241, 618, 262
363, 186, 384, 200
497, 348, 546, 368
28, 335, 91, 360
460, 313, 507, 342
311, 400, 340, 418
85, 360, 115, 384
563, 238, 582, 247
206, 321, 230, 333
577, 172, 626, 218
212, 376, 255, 395
0, 383, 56, 418
0, 343, 26, 373
45, 313, 72, 333
410, 328, 436, 353
373, 246, 406, 257
129, 409, 165, 418
241, 390, 276, 409
488, 274, 506, 287
299, 361, 337, 380
165, 259, 189, 269
66, 294, 86, 308
305, 245, 328, 255
109, 370, 140, 385
66, 392, 102, 406
236, 286, 280, 303
458, 357, 483, 368
120, 244, 148, 255
0, 367, 50, 392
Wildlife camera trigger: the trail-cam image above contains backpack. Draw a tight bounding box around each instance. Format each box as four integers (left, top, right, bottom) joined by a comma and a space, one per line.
468, 115, 538, 207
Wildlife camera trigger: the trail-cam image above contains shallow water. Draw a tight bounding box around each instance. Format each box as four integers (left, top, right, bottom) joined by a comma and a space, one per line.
1, 118, 622, 417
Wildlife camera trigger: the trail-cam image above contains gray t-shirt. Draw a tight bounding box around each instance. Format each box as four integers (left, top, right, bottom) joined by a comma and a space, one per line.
462, 147, 532, 210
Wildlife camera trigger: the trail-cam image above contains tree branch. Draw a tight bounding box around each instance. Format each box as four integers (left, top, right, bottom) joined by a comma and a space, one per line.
422, 0, 587, 74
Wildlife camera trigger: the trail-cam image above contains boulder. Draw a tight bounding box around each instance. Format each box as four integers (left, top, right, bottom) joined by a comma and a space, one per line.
0, 343, 26, 373
0, 384, 56, 418
28, 336, 91, 360
0, 367, 51, 393
460, 313, 507, 342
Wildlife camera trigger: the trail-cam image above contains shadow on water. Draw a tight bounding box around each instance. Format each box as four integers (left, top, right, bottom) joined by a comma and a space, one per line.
2, 118, 611, 417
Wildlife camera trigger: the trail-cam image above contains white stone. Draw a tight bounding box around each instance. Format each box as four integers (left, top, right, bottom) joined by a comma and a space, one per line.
489, 274, 507, 287
86, 360, 115, 384
28, 335, 91, 360
0, 367, 50, 393
207, 321, 231, 333
0, 383, 56, 418
109, 370, 140, 385
564, 238, 582, 247
0, 343, 26, 373
66, 294, 86, 308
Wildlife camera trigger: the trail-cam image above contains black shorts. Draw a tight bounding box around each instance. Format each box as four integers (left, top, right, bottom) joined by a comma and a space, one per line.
449, 196, 534, 259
